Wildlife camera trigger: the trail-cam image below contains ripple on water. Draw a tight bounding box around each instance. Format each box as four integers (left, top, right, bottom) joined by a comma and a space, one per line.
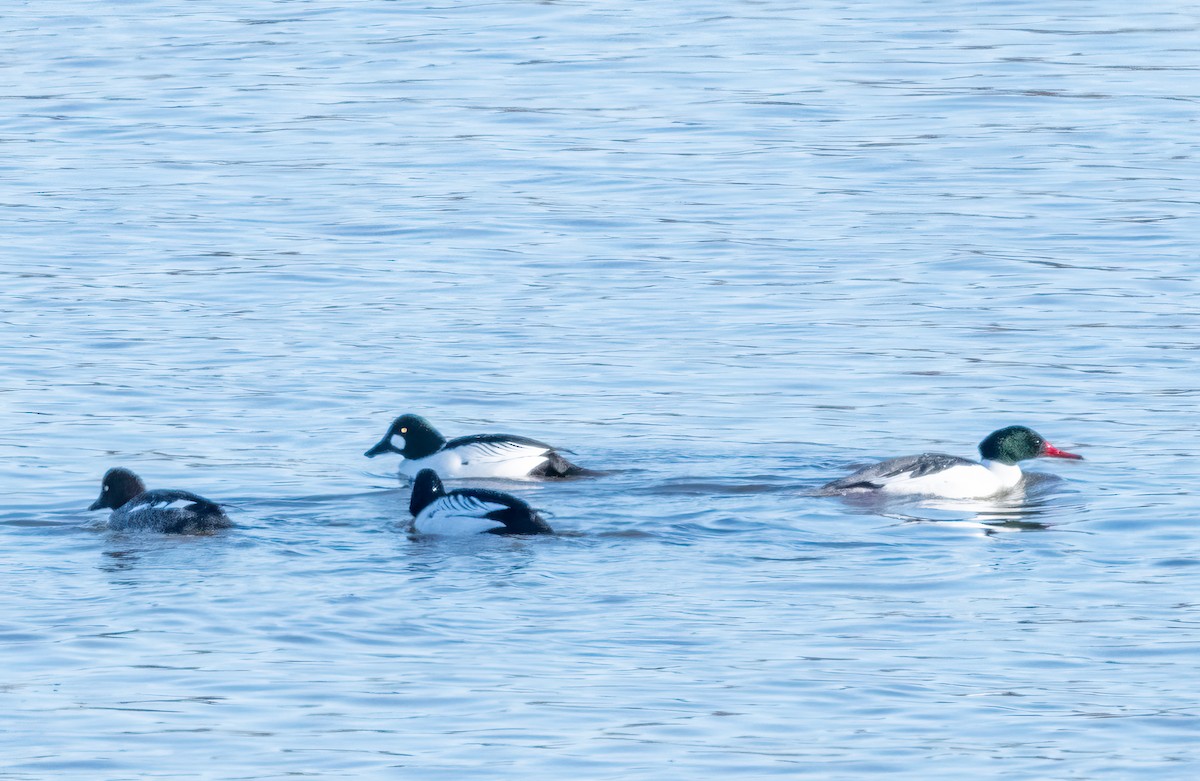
3, 0, 1200, 778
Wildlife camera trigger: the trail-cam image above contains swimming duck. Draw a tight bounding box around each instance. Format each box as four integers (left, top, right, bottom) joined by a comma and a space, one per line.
408, 469, 553, 535
819, 426, 1083, 500
88, 467, 232, 534
365, 413, 585, 479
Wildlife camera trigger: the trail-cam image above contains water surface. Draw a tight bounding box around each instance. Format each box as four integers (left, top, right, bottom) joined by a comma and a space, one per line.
2, 1, 1199, 778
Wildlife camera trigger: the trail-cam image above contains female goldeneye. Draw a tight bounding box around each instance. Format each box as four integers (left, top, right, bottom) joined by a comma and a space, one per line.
88, 467, 232, 534
819, 425, 1083, 500
408, 469, 553, 535
365, 413, 586, 479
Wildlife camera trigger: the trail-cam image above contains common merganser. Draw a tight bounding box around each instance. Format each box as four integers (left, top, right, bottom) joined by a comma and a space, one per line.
819, 426, 1083, 500
408, 469, 553, 535
364, 413, 585, 480
88, 467, 232, 534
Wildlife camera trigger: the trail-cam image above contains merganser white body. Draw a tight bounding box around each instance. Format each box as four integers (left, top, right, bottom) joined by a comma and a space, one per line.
820, 426, 1083, 500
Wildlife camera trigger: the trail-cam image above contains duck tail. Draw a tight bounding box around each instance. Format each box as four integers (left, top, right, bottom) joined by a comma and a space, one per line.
532, 451, 604, 478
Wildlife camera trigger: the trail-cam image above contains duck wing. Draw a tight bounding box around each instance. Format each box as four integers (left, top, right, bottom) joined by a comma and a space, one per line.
413, 489, 552, 535
413, 492, 512, 535
134, 488, 224, 514
444, 434, 558, 462
821, 453, 977, 492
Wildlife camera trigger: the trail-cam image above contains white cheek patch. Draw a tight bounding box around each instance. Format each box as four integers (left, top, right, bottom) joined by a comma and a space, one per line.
391, 433, 406, 450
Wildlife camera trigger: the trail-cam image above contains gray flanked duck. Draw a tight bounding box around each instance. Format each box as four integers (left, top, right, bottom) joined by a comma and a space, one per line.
365, 413, 585, 480
819, 425, 1083, 500
408, 469, 553, 536
88, 467, 232, 534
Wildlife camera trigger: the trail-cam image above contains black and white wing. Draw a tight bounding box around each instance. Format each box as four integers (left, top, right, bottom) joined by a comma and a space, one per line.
820, 453, 977, 493
113, 489, 230, 533
446, 434, 553, 463
412, 492, 513, 535
132, 489, 221, 513
412, 488, 552, 535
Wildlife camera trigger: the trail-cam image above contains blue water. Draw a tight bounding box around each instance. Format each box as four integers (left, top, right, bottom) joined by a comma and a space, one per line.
2, 1, 1199, 777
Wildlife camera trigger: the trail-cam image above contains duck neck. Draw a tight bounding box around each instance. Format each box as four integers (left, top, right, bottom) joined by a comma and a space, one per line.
401, 426, 446, 459
981, 459, 1023, 490
409, 472, 445, 515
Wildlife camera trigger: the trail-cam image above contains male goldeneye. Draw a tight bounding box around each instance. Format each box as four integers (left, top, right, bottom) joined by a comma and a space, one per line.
819, 425, 1083, 500
88, 467, 232, 534
407, 469, 553, 535
365, 413, 585, 479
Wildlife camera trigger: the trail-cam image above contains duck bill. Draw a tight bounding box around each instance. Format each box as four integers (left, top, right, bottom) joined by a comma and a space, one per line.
87, 496, 105, 511
364, 437, 397, 458
1041, 442, 1083, 460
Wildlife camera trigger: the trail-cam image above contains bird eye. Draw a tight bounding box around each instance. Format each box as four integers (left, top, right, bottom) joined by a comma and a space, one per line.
103, 486, 109, 492
400, 427, 407, 434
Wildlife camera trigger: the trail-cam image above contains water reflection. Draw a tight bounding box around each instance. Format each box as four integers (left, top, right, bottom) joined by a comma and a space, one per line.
828, 472, 1081, 531
97, 533, 234, 579
396, 532, 547, 580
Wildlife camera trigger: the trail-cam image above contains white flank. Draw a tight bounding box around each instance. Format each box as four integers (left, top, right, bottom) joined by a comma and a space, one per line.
876, 460, 1023, 500
413, 494, 509, 535
399, 441, 550, 479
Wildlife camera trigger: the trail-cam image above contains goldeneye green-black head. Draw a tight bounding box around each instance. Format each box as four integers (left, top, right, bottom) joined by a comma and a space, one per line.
364, 413, 445, 460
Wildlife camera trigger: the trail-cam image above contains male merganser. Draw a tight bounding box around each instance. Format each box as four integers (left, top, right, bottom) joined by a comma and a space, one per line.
88, 467, 232, 534
364, 413, 585, 479
408, 469, 553, 535
819, 426, 1082, 500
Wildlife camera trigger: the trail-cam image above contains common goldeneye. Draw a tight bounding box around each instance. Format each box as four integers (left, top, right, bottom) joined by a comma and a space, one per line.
408, 469, 553, 535
88, 467, 232, 534
365, 413, 585, 479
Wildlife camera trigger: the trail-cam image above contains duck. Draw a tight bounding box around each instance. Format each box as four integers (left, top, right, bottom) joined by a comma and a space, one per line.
819, 425, 1083, 500
364, 413, 586, 479
88, 467, 232, 534
407, 469, 553, 535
